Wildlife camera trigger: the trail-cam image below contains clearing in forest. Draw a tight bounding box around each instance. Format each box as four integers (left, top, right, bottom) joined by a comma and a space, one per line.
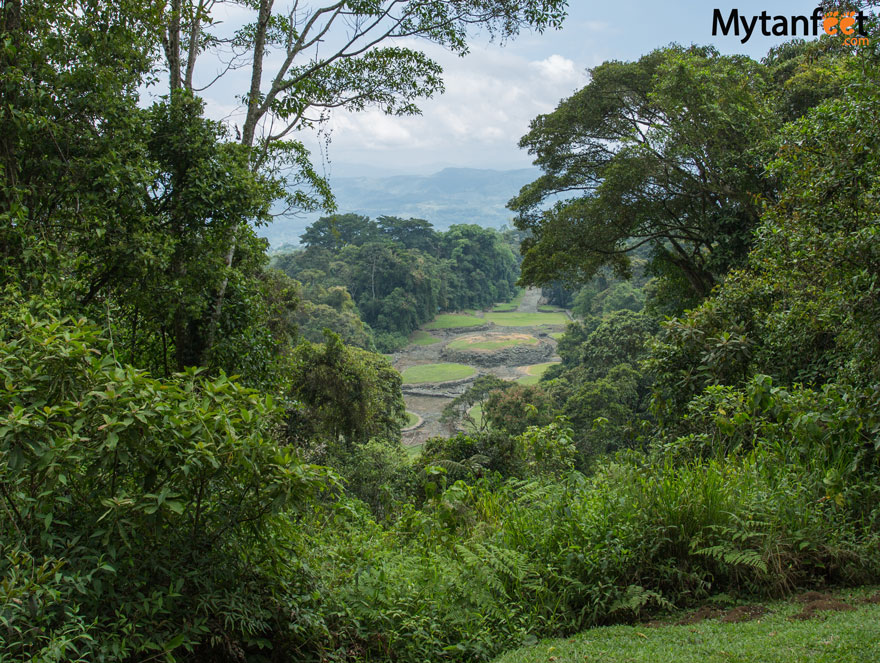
485, 311, 568, 326
447, 333, 539, 351
424, 313, 485, 329
401, 363, 476, 384
409, 330, 441, 345
518, 361, 560, 385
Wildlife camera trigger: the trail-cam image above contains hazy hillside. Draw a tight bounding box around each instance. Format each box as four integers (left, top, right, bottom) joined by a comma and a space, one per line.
261, 166, 539, 247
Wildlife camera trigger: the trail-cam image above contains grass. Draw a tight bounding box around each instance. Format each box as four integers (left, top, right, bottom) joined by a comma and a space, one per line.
517, 361, 559, 385
466, 403, 484, 431
537, 305, 565, 313
447, 335, 538, 351
404, 443, 424, 459
550, 332, 565, 340
493, 590, 880, 663
401, 363, 476, 384
409, 330, 441, 346
404, 412, 419, 427
424, 314, 484, 330
485, 312, 568, 327
492, 288, 525, 312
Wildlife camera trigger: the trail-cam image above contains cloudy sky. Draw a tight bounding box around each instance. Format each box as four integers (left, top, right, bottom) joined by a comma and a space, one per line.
188, 0, 814, 177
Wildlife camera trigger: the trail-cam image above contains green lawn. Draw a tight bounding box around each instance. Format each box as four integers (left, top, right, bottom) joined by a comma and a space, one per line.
424, 314, 484, 329
404, 411, 420, 427
409, 330, 441, 346
494, 590, 880, 663
549, 332, 565, 340
517, 361, 559, 385
492, 288, 525, 312
485, 312, 568, 327
466, 403, 484, 431
401, 363, 476, 384
447, 335, 538, 351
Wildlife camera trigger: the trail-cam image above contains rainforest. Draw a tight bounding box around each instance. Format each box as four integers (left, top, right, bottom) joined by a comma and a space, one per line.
1, 1, 879, 661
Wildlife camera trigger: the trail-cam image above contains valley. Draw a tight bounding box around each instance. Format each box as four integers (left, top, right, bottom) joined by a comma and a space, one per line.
392, 287, 566, 448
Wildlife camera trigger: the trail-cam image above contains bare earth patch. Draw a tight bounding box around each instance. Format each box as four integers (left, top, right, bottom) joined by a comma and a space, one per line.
790, 598, 855, 621
675, 606, 723, 625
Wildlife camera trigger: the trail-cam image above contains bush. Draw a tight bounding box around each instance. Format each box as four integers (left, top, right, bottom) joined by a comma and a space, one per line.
0, 302, 332, 660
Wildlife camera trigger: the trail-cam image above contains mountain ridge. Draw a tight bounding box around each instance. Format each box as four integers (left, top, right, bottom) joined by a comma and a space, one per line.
261, 166, 540, 248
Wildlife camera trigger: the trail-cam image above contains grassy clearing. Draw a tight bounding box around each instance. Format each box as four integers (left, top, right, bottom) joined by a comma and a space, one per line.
549, 332, 565, 340
409, 330, 441, 346
518, 361, 559, 385
466, 403, 484, 431
404, 412, 420, 427
492, 288, 526, 312
485, 312, 568, 327
424, 314, 484, 329
493, 590, 880, 663
401, 363, 475, 384
447, 334, 538, 351
537, 305, 565, 313
404, 443, 424, 459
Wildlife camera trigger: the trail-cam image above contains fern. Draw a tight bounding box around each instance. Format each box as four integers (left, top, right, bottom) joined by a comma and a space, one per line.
693, 543, 768, 574
609, 585, 673, 616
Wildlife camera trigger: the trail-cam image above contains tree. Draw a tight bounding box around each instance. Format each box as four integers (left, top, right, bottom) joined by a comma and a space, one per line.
287, 330, 406, 449
378, 215, 439, 253
157, 0, 569, 346
300, 213, 380, 249
647, 75, 880, 423
509, 46, 777, 304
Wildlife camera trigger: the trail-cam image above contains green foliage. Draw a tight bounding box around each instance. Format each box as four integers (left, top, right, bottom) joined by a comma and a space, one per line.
485, 385, 555, 437
0, 301, 331, 659
277, 219, 517, 350
442, 375, 512, 432
515, 418, 577, 477
510, 46, 776, 302
287, 331, 406, 448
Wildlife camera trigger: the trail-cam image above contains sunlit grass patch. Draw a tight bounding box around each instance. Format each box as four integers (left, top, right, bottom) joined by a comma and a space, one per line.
485, 312, 568, 327
409, 330, 441, 345
517, 361, 559, 385
401, 363, 476, 384
492, 591, 880, 663
465, 403, 485, 431
404, 443, 424, 459
492, 288, 525, 312
424, 314, 484, 329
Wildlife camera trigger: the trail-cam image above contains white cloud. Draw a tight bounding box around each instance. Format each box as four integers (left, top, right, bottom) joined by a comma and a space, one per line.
312, 43, 587, 171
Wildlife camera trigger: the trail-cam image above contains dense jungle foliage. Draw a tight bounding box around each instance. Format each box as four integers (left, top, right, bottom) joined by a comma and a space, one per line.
272, 215, 520, 352
2, 1, 880, 661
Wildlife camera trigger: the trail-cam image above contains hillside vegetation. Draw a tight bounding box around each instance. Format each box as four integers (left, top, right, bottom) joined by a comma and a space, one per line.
2, 2, 880, 663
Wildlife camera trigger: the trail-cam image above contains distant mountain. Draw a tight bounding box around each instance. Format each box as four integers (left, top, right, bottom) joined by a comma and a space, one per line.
260, 166, 540, 248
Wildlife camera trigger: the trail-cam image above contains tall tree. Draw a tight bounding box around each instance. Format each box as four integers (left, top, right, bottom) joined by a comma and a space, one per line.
159, 0, 568, 348
508, 46, 776, 304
